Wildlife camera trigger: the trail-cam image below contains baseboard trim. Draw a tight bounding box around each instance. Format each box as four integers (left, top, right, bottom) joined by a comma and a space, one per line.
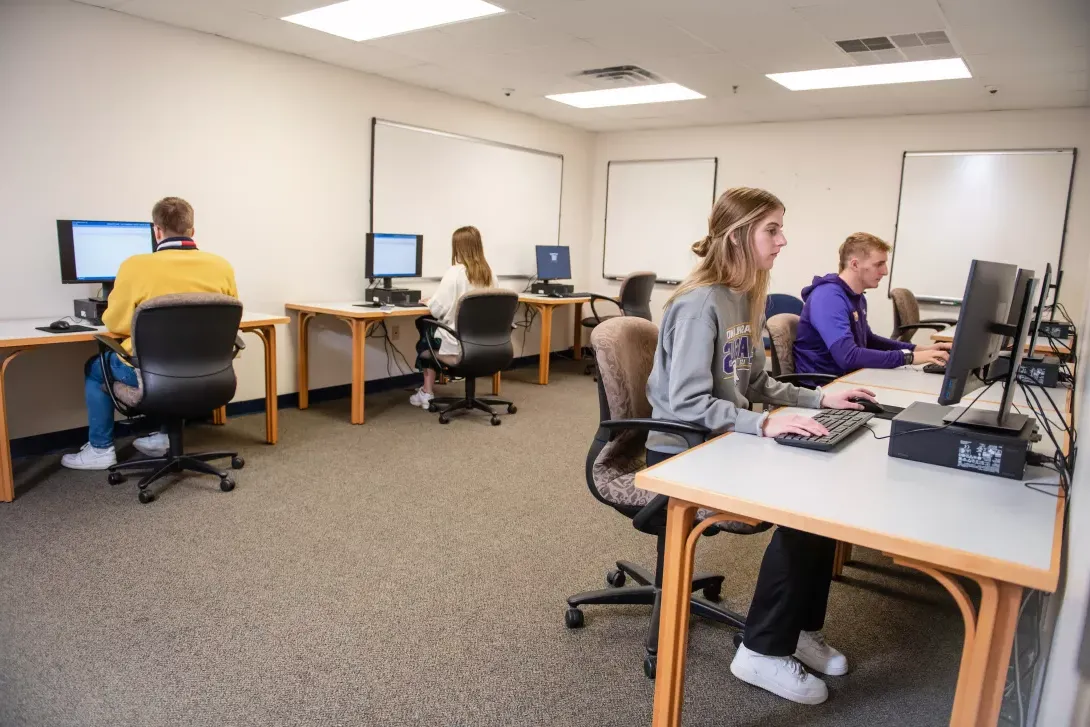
10, 351, 578, 459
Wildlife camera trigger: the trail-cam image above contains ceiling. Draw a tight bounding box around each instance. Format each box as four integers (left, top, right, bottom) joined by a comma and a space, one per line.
73, 0, 1090, 131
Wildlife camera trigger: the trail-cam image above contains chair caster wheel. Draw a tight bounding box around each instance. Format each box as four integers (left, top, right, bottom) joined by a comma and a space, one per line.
138, 490, 156, 504
702, 584, 722, 602
564, 608, 584, 629
220, 475, 235, 492
107, 472, 125, 486
439, 415, 450, 424
428, 403, 437, 412
231, 456, 245, 470
490, 416, 501, 426
733, 632, 744, 649
643, 655, 657, 680
606, 569, 626, 587
507, 404, 517, 414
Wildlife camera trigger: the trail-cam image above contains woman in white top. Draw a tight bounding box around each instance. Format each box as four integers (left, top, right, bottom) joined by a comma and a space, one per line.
410, 226, 496, 409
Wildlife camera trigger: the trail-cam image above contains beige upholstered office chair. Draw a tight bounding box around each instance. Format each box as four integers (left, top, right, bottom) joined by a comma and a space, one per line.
565, 317, 771, 679
889, 288, 957, 343
765, 313, 837, 387
581, 271, 656, 377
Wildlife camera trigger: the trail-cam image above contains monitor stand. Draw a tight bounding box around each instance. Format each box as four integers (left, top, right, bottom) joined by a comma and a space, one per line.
943, 407, 1030, 433
88, 282, 114, 303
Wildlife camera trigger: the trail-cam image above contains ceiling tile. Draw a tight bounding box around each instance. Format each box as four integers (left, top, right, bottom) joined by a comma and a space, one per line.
112, 0, 264, 36
939, 0, 1089, 54
791, 0, 947, 42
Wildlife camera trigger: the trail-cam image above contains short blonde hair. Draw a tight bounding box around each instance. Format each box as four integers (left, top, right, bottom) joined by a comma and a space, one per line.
838, 232, 891, 272
152, 197, 194, 237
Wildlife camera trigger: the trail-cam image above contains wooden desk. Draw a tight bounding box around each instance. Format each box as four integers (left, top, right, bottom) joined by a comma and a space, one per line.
285, 302, 502, 425
932, 324, 1073, 357
638, 372, 1068, 727
517, 294, 591, 385
0, 312, 289, 503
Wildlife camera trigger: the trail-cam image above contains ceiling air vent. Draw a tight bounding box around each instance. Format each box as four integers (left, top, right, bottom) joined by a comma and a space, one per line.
570, 65, 663, 89
835, 31, 956, 65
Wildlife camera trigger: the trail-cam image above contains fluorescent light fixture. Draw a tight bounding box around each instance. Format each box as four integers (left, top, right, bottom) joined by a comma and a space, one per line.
282, 0, 505, 42
766, 58, 971, 91
546, 83, 705, 109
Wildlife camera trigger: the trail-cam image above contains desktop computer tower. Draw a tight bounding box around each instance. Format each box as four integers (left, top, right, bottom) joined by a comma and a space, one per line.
1039, 321, 1073, 339
989, 354, 1061, 388
74, 298, 108, 326
530, 282, 574, 296
887, 402, 1033, 480
365, 288, 421, 306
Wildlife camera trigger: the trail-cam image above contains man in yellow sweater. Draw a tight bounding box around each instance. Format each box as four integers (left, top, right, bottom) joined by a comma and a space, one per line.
62, 197, 238, 470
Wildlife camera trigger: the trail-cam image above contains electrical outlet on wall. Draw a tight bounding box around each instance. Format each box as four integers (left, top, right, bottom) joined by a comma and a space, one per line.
390, 323, 400, 341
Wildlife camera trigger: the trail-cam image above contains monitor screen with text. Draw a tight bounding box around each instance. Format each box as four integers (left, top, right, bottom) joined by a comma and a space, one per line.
57, 220, 155, 283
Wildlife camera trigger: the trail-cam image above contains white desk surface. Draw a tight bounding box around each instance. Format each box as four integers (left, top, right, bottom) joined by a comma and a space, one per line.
933, 324, 1072, 355
637, 370, 1067, 591
0, 312, 287, 348
840, 366, 1071, 411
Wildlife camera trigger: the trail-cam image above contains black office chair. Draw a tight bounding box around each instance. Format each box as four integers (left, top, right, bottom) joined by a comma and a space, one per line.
765, 313, 838, 388
581, 271, 656, 377
423, 289, 519, 426
565, 317, 771, 679
890, 288, 957, 343
96, 293, 245, 504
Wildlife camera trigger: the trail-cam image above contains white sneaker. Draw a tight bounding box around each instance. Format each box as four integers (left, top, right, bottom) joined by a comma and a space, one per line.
408, 388, 434, 409
795, 630, 849, 676
133, 432, 169, 457
730, 643, 829, 705
61, 443, 117, 471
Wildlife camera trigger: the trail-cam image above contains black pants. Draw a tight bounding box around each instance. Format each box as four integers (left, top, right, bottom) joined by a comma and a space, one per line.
647, 448, 836, 657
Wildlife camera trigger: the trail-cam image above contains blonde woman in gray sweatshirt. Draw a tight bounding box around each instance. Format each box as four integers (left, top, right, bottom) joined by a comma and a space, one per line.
646, 187, 875, 706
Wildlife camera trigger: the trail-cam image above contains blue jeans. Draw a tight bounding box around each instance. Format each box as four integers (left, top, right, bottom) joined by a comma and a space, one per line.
85, 353, 139, 448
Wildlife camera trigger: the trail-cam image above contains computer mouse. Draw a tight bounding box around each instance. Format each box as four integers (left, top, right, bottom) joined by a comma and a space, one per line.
848, 396, 883, 414
48, 319, 72, 331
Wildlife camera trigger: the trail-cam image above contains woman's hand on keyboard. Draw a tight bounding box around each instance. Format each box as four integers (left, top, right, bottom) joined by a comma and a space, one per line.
763, 414, 830, 439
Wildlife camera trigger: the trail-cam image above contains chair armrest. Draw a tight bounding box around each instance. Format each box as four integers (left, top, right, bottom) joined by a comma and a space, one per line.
588, 294, 621, 324
771, 373, 838, 388
421, 319, 463, 373
94, 335, 135, 366
632, 494, 669, 533
897, 323, 949, 335
234, 334, 246, 352
601, 418, 710, 437
918, 318, 957, 327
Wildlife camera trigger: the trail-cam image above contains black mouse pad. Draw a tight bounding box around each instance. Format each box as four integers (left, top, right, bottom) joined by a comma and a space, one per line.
35, 324, 97, 334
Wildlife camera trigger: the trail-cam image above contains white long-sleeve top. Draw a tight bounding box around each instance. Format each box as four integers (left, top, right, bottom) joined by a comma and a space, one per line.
428, 264, 495, 356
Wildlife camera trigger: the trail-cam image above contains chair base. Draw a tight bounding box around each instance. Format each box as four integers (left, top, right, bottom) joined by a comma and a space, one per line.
429, 376, 516, 425
108, 422, 241, 503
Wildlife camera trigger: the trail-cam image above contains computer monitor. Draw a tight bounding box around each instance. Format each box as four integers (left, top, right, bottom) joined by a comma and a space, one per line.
57, 219, 155, 296
1025, 263, 1052, 357
1002, 268, 1035, 349
365, 233, 422, 288
535, 245, 571, 282
938, 259, 1034, 431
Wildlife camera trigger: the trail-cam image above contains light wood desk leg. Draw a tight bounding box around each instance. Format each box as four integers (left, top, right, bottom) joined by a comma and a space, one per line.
349, 320, 372, 425
537, 305, 554, 385
254, 326, 278, 444
652, 498, 699, 727
297, 312, 314, 410
492, 372, 501, 396
0, 350, 26, 503
832, 541, 853, 579
573, 302, 584, 360
212, 406, 227, 425
891, 556, 1022, 727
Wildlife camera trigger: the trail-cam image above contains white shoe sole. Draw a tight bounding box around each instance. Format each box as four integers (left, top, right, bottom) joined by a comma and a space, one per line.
730, 659, 828, 705
60, 458, 116, 471
133, 441, 168, 457
794, 650, 849, 676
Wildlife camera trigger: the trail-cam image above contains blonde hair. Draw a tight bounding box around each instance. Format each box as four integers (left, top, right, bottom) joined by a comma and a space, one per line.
151, 197, 194, 237
667, 187, 785, 335
838, 232, 892, 272
451, 226, 493, 288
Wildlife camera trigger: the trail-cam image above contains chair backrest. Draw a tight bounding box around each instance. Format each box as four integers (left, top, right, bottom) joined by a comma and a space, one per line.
766, 313, 799, 377
765, 293, 804, 319
130, 293, 242, 418
617, 272, 656, 321
889, 288, 920, 341
586, 317, 660, 515
452, 289, 519, 376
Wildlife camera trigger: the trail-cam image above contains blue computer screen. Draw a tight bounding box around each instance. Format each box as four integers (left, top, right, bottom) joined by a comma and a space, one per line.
535, 245, 571, 281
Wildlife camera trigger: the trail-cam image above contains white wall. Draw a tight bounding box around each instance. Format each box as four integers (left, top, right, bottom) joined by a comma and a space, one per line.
589, 109, 1090, 339
0, 0, 594, 439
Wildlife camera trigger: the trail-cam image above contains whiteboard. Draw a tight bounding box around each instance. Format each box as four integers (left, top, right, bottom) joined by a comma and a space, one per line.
603, 158, 718, 283
889, 149, 1075, 302
371, 119, 563, 277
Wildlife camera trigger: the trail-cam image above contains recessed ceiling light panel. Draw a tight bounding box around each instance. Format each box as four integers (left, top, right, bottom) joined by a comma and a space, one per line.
546, 83, 705, 109
766, 58, 971, 91
283, 0, 505, 42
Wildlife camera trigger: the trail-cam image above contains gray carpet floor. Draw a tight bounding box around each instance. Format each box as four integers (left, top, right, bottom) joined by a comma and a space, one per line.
0, 361, 966, 727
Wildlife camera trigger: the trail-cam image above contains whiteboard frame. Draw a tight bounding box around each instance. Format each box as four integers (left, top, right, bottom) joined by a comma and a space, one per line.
369, 117, 565, 279
889, 148, 1077, 305
601, 157, 719, 285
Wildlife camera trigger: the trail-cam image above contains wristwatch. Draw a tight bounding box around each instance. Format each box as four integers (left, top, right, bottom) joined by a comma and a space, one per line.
903, 349, 914, 366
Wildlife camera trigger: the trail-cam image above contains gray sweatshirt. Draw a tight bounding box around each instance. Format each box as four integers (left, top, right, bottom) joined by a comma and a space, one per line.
647, 285, 823, 452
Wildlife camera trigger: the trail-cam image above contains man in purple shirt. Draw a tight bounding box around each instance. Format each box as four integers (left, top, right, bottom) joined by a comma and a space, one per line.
794, 233, 949, 381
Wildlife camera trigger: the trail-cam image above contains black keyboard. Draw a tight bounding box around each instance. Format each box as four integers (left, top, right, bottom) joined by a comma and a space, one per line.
774, 409, 875, 452
923, 363, 946, 375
